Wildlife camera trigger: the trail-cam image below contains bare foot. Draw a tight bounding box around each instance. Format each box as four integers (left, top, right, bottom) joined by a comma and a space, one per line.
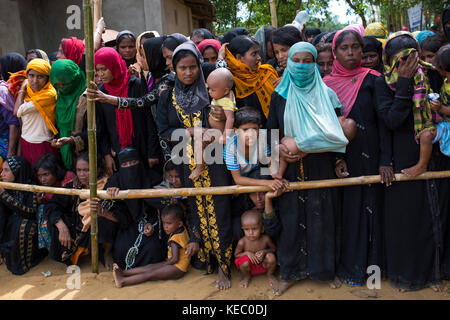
215, 268, 231, 290
104, 252, 114, 271
401, 164, 427, 177
329, 277, 342, 289
268, 274, 279, 293
430, 283, 443, 292
189, 165, 204, 181
240, 275, 251, 288
112, 263, 124, 288
274, 280, 296, 296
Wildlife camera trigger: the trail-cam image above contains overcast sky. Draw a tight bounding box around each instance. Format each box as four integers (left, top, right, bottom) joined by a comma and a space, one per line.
325, 0, 361, 24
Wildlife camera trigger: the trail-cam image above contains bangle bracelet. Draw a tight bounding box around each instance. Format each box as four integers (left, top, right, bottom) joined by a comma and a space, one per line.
263, 210, 275, 219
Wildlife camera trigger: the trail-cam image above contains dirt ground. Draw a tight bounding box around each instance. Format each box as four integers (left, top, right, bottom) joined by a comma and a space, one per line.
0, 256, 449, 300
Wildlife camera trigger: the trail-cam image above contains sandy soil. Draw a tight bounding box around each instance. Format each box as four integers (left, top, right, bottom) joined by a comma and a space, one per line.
0, 256, 449, 300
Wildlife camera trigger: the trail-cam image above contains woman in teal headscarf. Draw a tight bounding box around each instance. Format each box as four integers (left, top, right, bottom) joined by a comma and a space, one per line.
264, 41, 351, 295
50, 59, 86, 169
272, 41, 352, 180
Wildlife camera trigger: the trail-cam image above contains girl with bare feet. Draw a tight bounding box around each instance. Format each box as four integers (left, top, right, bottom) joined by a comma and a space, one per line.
234, 210, 278, 290
113, 204, 189, 288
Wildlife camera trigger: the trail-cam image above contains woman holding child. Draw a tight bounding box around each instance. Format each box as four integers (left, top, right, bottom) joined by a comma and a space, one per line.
155, 41, 234, 290
265, 41, 345, 295
375, 31, 446, 291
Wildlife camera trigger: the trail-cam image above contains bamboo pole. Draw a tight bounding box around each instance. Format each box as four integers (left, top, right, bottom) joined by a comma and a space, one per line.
269, 0, 278, 28
0, 171, 449, 200
92, 0, 102, 27
83, 0, 99, 274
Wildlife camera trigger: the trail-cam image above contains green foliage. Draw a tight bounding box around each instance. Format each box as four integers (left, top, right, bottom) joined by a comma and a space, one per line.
211, 0, 448, 35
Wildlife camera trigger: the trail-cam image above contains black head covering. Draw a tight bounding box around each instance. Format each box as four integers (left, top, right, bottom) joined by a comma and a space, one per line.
49, 51, 58, 63
201, 62, 216, 80
363, 36, 382, 55
444, 5, 450, 43
305, 28, 321, 39
143, 36, 168, 79
0, 53, 27, 81
221, 27, 250, 44
118, 147, 140, 166
5, 156, 34, 207
116, 30, 137, 67
172, 41, 210, 114
311, 32, 331, 46
363, 36, 383, 73
115, 148, 148, 220
162, 33, 189, 52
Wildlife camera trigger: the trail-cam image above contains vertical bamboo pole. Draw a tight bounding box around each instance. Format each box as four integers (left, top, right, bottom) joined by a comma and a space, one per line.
269, 0, 278, 28
93, 0, 102, 27
83, 0, 99, 274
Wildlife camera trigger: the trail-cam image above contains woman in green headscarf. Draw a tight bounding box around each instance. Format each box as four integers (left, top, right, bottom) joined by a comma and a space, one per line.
50, 59, 86, 169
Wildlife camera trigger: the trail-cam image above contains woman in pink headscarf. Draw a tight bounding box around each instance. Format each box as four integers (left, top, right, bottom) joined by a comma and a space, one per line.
323, 25, 391, 286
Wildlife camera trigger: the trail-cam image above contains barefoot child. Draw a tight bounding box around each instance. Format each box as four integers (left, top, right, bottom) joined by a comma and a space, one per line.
271, 42, 355, 180
224, 107, 288, 191
189, 68, 237, 180
113, 204, 190, 288
234, 209, 277, 289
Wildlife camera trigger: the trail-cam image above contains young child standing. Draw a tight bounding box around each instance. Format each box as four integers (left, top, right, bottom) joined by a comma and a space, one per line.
234, 209, 277, 289
112, 204, 190, 288
189, 68, 237, 180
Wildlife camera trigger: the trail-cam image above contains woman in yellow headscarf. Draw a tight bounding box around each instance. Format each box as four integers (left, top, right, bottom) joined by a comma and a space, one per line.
13, 58, 58, 166
365, 22, 388, 47
221, 35, 278, 123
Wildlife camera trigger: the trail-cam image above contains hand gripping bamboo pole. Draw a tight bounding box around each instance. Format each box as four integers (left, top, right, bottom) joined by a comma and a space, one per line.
83, 0, 99, 274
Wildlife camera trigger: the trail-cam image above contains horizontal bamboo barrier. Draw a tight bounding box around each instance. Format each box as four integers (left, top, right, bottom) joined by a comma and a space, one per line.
0, 170, 449, 200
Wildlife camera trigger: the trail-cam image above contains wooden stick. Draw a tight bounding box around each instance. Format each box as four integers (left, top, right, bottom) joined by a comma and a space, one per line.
83, 0, 99, 274
1, 171, 448, 200
92, 0, 102, 27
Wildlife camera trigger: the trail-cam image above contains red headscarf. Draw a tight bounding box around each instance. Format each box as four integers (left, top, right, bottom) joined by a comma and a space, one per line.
323, 25, 380, 117
61, 37, 85, 66
197, 39, 221, 54
94, 47, 134, 150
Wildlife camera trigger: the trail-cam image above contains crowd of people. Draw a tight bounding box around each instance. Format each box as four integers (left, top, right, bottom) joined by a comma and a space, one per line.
0, 5, 449, 296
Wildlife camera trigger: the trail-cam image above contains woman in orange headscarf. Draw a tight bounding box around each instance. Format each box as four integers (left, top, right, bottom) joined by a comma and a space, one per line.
13, 58, 58, 166
221, 35, 278, 125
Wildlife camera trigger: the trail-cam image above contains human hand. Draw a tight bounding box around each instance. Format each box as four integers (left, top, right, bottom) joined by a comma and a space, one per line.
209, 105, 226, 122
397, 53, 419, 79
52, 137, 73, 148
335, 159, 349, 178
106, 187, 120, 198
273, 77, 283, 88
87, 81, 109, 103
430, 100, 442, 112
218, 43, 228, 60
246, 252, 260, 265
56, 220, 72, 248
255, 250, 266, 262
20, 79, 28, 91
128, 64, 139, 77
265, 184, 289, 199
104, 154, 117, 177
143, 223, 155, 237
148, 158, 159, 168
185, 242, 200, 258
95, 17, 106, 34
90, 197, 102, 214
379, 166, 395, 187
266, 178, 288, 191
